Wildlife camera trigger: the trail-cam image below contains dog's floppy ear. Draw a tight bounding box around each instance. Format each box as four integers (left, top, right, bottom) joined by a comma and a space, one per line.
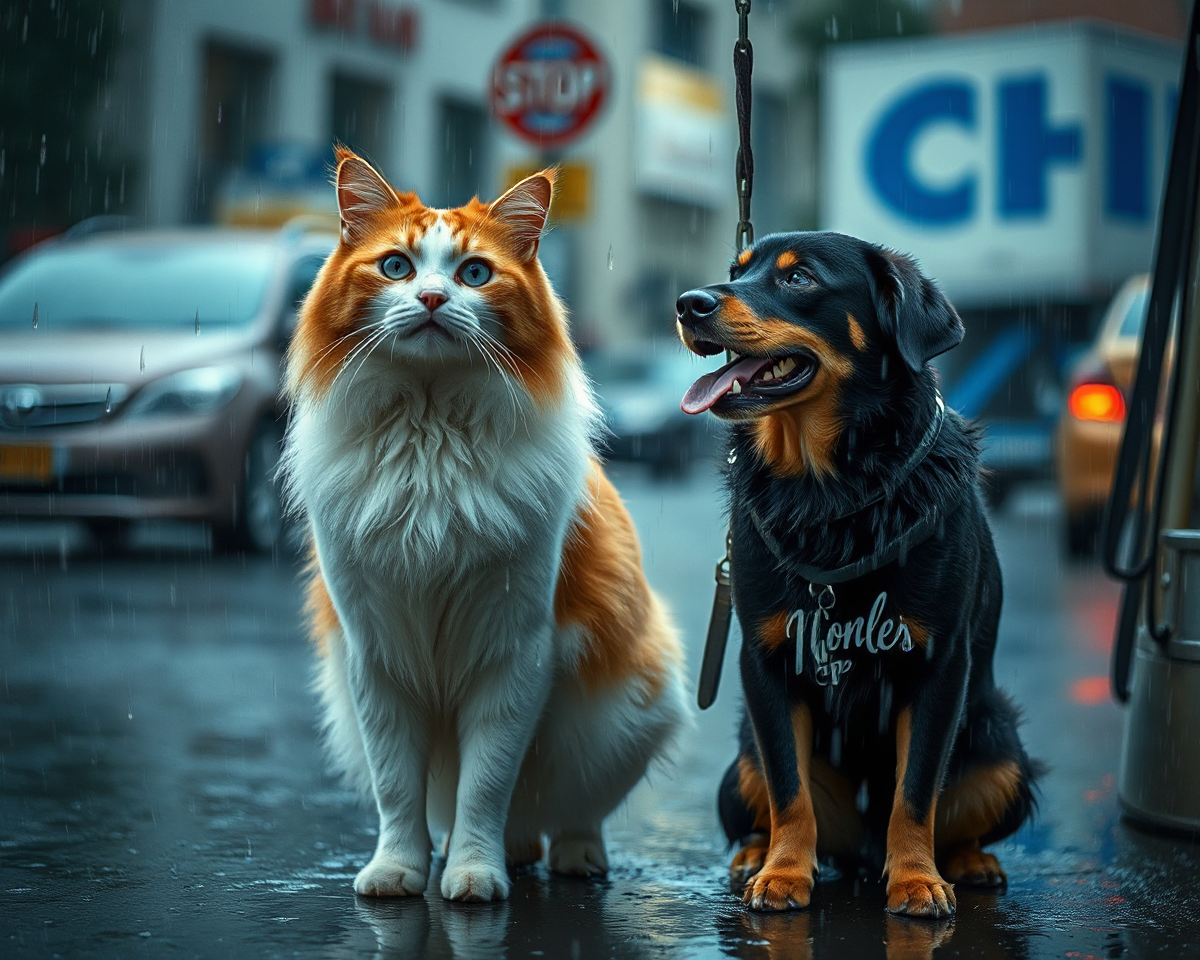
866, 247, 964, 373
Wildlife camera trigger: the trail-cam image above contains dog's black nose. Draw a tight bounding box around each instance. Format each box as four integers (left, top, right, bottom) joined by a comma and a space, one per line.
676, 289, 719, 327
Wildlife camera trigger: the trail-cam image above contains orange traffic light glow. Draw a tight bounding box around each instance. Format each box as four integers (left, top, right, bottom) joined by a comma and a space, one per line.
1069, 383, 1126, 423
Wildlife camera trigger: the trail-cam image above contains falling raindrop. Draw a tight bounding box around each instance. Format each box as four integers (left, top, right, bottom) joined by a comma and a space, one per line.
195, 309, 201, 336
880, 355, 889, 380
855, 780, 869, 813
104, 386, 112, 413
830, 727, 843, 767
21, 14, 27, 42
31, 302, 38, 329
896, 11, 903, 34
217, 103, 222, 124
607, 245, 614, 270
505, 568, 510, 593
39, 134, 46, 166
140, 346, 146, 373
1, 148, 5, 178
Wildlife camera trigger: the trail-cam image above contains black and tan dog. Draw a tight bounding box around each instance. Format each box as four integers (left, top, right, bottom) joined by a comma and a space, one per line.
675, 231, 1041, 918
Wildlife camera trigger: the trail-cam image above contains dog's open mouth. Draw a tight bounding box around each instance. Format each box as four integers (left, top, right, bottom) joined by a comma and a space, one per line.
681, 348, 819, 415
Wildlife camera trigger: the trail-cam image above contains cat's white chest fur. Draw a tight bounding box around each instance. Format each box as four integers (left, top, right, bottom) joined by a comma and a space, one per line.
284, 361, 595, 675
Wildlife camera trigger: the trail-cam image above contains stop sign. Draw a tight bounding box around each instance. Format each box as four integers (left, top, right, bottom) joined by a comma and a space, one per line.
491, 23, 610, 148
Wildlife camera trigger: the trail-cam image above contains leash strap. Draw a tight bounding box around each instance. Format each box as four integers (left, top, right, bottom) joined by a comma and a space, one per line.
697, 529, 733, 709
733, 0, 754, 252
698, 0, 755, 711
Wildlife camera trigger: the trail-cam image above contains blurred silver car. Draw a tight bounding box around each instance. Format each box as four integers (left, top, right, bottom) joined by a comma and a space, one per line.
0, 223, 334, 551
586, 345, 716, 478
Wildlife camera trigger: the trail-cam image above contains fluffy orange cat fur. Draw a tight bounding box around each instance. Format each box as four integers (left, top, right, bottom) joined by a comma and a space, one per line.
281, 148, 687, 902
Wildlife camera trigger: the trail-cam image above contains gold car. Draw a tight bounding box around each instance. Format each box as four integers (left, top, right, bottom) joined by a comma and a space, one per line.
1055, 274, 1148, 557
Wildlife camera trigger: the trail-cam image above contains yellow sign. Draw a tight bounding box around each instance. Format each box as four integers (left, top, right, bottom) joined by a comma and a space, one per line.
503, 162, 591, 222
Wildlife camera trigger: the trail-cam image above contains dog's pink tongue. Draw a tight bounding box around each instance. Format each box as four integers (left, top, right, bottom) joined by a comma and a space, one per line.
681, 357, 772, 415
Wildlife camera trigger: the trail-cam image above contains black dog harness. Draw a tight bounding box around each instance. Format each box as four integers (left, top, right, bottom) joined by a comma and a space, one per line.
697, 393, 958, 707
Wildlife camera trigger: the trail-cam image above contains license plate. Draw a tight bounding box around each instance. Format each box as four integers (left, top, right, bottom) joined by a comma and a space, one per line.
0, 445, 53, 482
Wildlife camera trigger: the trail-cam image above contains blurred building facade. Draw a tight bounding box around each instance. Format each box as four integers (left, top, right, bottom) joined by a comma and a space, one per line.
100, 0, 814, 346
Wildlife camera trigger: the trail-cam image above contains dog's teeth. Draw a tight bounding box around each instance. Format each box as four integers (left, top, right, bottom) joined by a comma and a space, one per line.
730, 352, 742, 361
781, 357, 796, 374
772, 365, 783, 379
731, 380, 742, 394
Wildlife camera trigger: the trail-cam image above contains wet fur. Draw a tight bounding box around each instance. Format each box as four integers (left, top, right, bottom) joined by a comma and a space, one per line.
284, 148, 687, 902
677, 231, 1041, 917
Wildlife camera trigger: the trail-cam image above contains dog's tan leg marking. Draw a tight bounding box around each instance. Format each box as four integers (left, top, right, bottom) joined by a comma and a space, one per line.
730, 756, 773, 883
938, 840, 1006, 887
730, 832, 770, 884
743, 704, 818, 912
885, 709, 956, 919
933, 760, 1022, 886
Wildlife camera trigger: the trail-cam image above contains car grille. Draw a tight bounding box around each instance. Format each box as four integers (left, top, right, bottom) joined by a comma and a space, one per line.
0, 383, 130, 431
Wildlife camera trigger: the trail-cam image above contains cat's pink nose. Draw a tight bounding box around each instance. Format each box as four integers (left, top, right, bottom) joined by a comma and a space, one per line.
419, 291, 448, 312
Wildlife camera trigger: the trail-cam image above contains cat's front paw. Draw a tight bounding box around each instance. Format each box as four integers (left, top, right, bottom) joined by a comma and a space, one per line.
440, 859, 511, 902
354, 855, 428, 898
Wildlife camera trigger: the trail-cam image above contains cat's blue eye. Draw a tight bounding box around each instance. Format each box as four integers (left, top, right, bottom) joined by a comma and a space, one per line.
458, 259, 492, 288
379, 254, 413, 281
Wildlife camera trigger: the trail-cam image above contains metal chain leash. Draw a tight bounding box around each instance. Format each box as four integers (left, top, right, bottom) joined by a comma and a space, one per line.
733, 0, 755, 253
698, 1, 755, 710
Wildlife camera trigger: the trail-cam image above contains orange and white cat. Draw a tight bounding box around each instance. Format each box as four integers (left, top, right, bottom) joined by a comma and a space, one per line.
282, 148, 687, 902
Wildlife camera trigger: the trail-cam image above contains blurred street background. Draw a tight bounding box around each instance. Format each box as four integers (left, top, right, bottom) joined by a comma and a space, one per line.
3, 0, 1199, 957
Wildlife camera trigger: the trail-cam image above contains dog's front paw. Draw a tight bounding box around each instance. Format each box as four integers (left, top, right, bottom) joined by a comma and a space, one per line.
354, 855, 428, 898
549, 835, 608, 877
940, 845, 1006, 887
886, 872, 956, 918
729, 835, 769, 885
440, 859, 511, 902
743, 866, 815, 912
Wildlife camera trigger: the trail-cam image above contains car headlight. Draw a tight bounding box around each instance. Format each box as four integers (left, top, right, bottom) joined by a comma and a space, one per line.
124, 366, 243, 418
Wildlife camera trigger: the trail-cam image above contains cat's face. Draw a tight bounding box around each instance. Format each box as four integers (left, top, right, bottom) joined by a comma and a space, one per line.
288, 147, 572, 406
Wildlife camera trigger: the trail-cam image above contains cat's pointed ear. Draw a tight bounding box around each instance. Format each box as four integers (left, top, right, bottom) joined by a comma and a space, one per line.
490, 169, 555, 261
334, 146, 401, 245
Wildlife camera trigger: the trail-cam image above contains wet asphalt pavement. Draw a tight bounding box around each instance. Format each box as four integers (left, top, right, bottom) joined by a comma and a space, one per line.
3, 466, 1200, 959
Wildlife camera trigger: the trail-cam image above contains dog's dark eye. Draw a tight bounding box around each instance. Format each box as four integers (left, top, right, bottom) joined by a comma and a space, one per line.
783, 269, 811, 287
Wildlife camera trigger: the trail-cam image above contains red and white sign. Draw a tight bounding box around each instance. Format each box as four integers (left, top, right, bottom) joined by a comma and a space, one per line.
491, 23, 610, 148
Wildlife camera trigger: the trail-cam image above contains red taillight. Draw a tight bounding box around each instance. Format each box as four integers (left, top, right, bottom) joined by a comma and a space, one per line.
1069, 383, 1125, 423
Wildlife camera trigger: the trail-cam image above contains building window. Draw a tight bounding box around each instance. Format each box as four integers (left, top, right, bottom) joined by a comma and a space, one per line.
435, 98, 488, 207
197, 41, 274, 219
656, 0, 709, 70
331, 73, 392, 168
